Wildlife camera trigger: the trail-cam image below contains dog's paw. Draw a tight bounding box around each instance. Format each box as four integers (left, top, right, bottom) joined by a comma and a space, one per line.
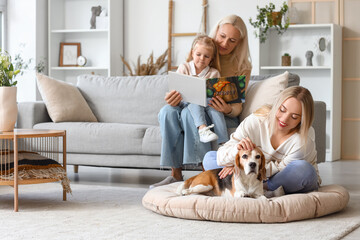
234, 191, 246, 198
176, 183, 185, 195
255, 195, 267, 200
181, 189, 191, 195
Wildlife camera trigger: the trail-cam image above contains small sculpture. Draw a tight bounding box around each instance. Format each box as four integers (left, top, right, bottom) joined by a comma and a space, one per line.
90, 5, 102, 29
100, 7, 107, 17
306, 50, 313, 66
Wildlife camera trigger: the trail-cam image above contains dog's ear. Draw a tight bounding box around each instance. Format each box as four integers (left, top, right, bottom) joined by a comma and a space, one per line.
259, 152, 267, 181
234, 152, 241, 175
235, 152, 241, 169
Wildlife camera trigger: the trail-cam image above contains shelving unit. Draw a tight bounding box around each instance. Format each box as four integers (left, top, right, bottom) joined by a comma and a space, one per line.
48, 0, 123, 84
259, 24, 342, 161
261, 66, 331, 70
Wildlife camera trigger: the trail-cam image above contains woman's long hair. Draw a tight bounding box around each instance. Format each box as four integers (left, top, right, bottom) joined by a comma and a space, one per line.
209, 15, 252, 72
254, 86, 314, 143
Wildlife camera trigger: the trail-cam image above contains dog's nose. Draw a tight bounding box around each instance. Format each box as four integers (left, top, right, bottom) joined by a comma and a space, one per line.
249, 162, 256, 169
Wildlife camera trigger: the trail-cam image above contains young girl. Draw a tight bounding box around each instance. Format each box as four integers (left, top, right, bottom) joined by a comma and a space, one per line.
177, 35, 228, 144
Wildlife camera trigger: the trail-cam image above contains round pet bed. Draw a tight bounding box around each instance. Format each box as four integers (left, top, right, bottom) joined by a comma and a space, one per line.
142, 182, 349, 223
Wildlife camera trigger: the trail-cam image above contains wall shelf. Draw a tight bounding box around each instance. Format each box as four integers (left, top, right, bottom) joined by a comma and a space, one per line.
261, 66, 331, 70
51, 67, 108, 71
48, 0, 123, 84
51, 29, 108, 33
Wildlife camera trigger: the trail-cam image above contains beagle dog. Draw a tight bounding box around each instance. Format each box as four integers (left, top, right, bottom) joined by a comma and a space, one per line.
177, 147, 266, 198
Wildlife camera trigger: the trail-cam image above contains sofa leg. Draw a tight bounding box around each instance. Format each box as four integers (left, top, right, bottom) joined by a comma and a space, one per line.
74, 165, 79, 173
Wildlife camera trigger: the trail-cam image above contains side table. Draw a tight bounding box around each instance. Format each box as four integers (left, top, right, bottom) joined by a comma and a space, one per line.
0, 129, 67, 212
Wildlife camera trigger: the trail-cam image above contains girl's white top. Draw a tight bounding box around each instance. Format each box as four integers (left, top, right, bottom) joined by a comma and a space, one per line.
177, 61, 220, 78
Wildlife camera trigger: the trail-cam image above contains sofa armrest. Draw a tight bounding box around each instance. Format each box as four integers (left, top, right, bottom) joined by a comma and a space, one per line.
313, 101, 326, 163
16, 101, 52, 129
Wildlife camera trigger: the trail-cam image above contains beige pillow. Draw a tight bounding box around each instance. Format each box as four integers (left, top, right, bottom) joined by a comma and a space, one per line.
36, 74, 97, 123
240, 71, 289, 122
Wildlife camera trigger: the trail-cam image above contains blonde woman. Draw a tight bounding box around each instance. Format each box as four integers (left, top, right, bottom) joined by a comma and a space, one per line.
203, 86, 321, 195
151, 15, 252, 188
208, 14, 252, 118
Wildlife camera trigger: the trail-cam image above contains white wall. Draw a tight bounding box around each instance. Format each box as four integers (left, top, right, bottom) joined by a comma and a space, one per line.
124, 0, 286, 75
7, 0, 36, 102
7, 0, 47, 102
35, 0, 48, 100
9, 0, 285, 101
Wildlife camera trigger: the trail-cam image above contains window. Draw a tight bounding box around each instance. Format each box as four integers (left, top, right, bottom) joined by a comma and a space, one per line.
0, 11, 3, 48
0, 0, 6, 50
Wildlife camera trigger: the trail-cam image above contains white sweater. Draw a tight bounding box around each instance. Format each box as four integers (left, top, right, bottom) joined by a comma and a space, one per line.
176, 61, 220, 78
217, 113, 321, 184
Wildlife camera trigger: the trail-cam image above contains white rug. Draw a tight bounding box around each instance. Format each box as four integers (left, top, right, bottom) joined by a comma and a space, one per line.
0, 183, 359, 240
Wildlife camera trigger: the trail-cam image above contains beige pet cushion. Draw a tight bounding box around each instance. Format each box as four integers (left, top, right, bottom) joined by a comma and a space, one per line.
37, 74, 97, 123
240, 71, 289, 122
142, 182, 349, 223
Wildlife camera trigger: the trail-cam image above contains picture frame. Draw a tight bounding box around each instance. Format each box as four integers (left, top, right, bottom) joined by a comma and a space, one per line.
59, 42, 81, 67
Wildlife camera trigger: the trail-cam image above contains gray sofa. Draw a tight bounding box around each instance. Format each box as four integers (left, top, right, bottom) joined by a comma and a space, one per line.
17, 73, 326, 172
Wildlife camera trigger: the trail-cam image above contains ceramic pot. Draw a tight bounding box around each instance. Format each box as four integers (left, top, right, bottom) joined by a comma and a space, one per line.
0, 87, 17, 132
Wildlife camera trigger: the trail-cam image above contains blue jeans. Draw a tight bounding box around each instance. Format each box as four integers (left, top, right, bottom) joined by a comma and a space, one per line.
158, 105, 239, 168
187, 100, 229, 144
202, 151, 319, 194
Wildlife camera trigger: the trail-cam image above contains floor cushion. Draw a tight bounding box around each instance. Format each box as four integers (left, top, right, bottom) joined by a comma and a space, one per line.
142, 182, 349, 223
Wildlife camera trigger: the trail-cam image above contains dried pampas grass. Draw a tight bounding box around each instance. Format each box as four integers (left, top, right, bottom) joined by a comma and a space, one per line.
121, 49, 168, 76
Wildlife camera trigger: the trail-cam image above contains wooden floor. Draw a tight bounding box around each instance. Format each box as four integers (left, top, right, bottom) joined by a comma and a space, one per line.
67, 160, 360, 239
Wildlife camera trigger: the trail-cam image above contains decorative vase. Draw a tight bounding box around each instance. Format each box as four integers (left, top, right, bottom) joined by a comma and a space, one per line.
0, 87, 18, 132
282, 56, 291, 66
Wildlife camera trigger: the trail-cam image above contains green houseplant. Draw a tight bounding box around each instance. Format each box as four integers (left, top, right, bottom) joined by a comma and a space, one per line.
0, 51, 22, 86
249, 2, 290, 43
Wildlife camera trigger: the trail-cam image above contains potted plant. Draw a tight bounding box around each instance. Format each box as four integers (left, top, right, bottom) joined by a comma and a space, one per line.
120, 49, 168, 76
282, 53, 291, 66
249, 2, 290, 43
0, 50, 28, 131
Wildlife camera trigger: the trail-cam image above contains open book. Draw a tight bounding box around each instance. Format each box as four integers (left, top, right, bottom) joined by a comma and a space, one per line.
168, 71, 246, 107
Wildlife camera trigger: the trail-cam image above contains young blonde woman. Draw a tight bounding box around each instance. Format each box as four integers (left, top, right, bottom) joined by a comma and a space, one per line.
150, 15, 252, 188
202, 86, 321, 195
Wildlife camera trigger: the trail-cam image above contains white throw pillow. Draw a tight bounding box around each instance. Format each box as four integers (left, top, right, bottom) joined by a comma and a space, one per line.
36, 73, 98, 123
240, 71, 289, 122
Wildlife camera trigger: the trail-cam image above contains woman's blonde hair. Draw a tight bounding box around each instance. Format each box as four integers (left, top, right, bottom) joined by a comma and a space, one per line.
209, 14, 252, 72
254, 86, 314, 143
186, 35, 221, 71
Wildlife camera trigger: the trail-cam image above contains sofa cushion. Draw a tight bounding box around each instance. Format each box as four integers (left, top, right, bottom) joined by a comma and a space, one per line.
33, 122, 161, 155
36, 74, 98, 123
240, 71, 289, 121
249, 72, 299, 87
77, 74, 168, 125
